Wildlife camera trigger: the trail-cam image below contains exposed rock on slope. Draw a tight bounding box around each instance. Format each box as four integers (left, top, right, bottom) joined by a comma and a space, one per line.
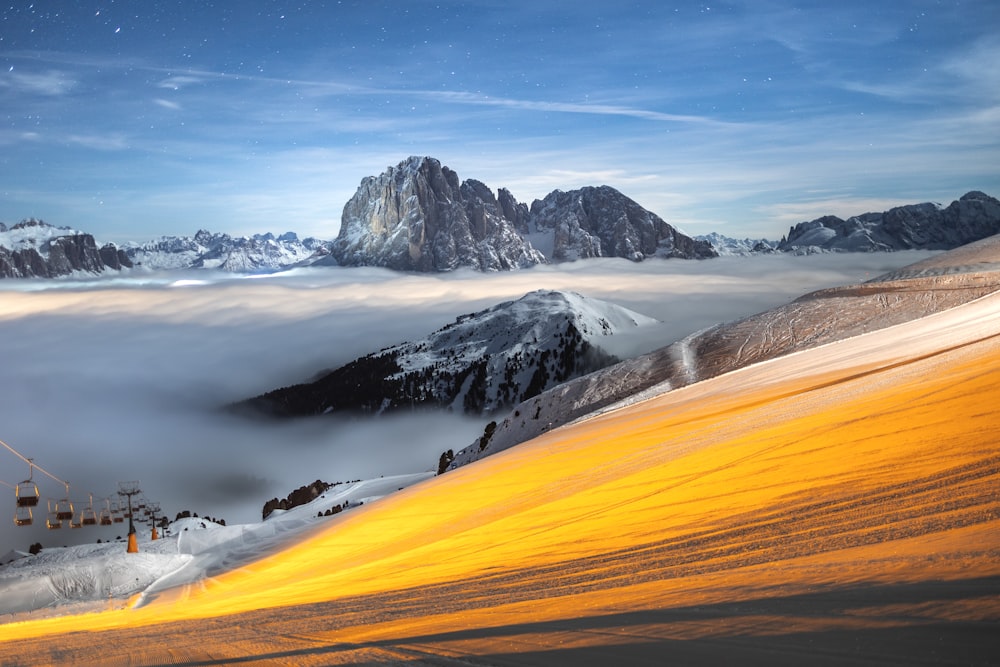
527, 186, 716, 261
0, 219, 131, 278
779, 191, 1000, 253
331, 156, 545, 272
452, 234, 1000, 469
240, 290, 657, 418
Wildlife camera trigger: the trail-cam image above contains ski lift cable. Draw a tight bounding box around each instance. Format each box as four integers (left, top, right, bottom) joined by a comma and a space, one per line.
0, 437, 71, 488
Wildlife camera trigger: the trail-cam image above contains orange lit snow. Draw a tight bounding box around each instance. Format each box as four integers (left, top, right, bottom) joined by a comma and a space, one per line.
1, 292, 998, 664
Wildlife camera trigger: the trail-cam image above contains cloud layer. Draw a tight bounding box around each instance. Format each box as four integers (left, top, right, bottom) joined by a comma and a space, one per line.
0, 252, 938, 553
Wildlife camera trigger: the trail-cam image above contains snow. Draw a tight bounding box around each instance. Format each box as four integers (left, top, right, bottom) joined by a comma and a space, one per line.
0, 473, 431, 620
0, 220, 82, 255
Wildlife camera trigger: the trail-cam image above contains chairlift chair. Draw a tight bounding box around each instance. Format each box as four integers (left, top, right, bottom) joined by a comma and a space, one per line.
80, 494, 98, 526
55, 483, 74, 520
15, 479, 39, 507
15, 462, 39, 507
99, 499, 113, 526
55, 497, 74, 521
14, 505, 33, 526
46, 500, 62, 530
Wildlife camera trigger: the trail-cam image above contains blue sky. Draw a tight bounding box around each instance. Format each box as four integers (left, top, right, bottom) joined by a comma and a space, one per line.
1, 0, 998, 242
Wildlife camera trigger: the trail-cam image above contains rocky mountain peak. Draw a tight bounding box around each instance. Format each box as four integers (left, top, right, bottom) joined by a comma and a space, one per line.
332, 156, 545, 272
527, 186, 716, 262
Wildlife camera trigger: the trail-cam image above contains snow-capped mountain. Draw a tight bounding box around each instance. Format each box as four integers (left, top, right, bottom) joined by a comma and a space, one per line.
122, 230, 328, 272
778, 191, 1000, 253
696, 232, 777, 256
526, 186, 717, 261
0, 219, 132, 278
241, 290, 658, 417
451, 233, 1000, 469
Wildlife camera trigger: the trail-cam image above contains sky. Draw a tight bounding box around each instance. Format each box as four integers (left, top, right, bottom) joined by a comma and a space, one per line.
1, 1, 997, 243
0, 251, 938, 554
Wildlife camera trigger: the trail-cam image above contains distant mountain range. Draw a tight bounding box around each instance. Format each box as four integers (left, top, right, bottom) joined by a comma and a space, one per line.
237, 290, 657, 418
2, 158, 998, 278
121, 229, 327, 272
778, 190, 1000, 253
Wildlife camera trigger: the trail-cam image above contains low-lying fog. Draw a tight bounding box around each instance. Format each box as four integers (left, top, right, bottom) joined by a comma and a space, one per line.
0, 251, 938, 553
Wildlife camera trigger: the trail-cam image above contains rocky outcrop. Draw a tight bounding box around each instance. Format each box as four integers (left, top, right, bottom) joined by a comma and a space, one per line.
331, 156, 545, 272
0, 219, 132, 278
779, 191, 1000, 253
527, 186, 717, 261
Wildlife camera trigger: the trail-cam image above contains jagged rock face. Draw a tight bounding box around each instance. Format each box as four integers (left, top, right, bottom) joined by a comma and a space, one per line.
780, 191, 1000, 252
333, 156, 545, 272
0, 219, 129, 277
46, 234, 106, 274
528, 186, 717, 262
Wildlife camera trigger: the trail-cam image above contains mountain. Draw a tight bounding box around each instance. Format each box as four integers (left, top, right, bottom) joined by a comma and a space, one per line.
122, 230, 327, 272
526, 186, 717, 261
779, 191, 1000, 253
696, 232, 777, 256
0, 219, 132, 278
451, 233, 1000, 469
239, 290, 657, 418
331, 156, 716, 271
331, 156, 545, 272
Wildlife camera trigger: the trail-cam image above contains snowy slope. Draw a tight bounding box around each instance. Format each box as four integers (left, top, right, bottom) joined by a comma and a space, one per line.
0, 473, 432, 618
450, 235, 1000, 468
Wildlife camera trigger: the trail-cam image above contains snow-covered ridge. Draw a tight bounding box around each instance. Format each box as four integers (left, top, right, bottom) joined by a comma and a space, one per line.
243, 289, 658, 417
122, 230, 328, 273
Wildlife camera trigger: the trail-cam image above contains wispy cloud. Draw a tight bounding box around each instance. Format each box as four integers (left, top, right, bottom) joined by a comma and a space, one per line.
414, 90, 732, 125
154, 98, 182, 111
0, 68, 76, 96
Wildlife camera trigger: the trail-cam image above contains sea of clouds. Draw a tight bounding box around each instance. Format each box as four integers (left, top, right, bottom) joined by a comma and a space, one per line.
0, 251, 938, 553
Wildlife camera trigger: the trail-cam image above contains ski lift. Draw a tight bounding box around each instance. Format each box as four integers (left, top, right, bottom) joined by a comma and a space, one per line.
55, 483, 74, 521
80, 493, 98, 526
112, 499, 124, 523
14, 505, 33, 526
15, 461, 39, 508
69, 517, 82, 529
46, 499, 62, 530
99, 498, 113, 526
